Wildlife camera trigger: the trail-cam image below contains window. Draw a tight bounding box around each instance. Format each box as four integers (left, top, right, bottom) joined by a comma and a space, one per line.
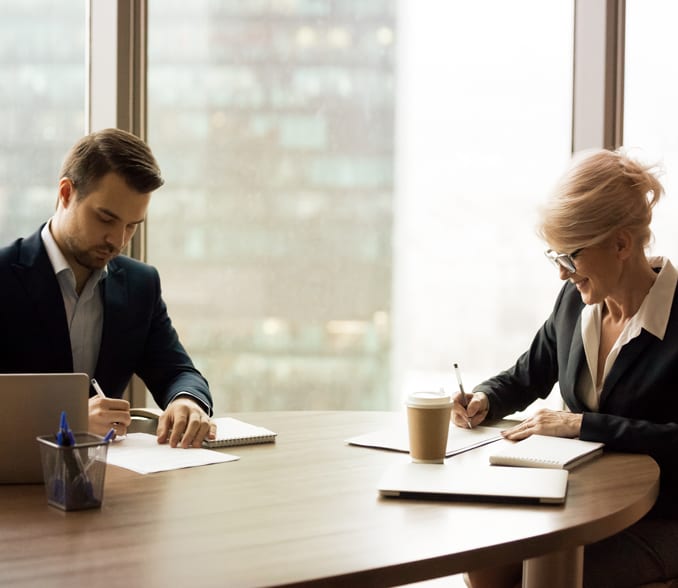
624, 0, 678, 262
146, 1, 573, 412
0, 0, 85, 244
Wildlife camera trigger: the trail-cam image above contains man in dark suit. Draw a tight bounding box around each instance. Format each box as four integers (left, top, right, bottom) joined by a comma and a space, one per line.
0, 128, 215, 448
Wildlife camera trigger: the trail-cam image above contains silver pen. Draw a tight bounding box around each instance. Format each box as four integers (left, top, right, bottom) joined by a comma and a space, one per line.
453, 363, 472, 429
91, 378, 125, 439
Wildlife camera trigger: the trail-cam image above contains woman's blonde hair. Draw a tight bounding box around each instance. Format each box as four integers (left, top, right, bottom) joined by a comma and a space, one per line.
539, 149, 664, 253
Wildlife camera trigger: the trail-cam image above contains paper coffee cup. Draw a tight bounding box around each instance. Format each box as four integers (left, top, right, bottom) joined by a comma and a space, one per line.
406, 391, 452, 464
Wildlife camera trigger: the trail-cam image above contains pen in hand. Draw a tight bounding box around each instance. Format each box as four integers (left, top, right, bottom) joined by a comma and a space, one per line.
91, 378, 106, 399
91, 378, 126, 439
453, 363, 473, 429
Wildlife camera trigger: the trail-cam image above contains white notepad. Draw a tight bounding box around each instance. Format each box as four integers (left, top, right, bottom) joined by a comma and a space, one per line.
129, 410, 278, 449
202, 417, 277, 448
378, 462, 569, 505
489, 435, 604, 470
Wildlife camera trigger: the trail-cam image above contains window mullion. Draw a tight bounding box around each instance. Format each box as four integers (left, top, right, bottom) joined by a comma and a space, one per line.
572, 0, 625, 152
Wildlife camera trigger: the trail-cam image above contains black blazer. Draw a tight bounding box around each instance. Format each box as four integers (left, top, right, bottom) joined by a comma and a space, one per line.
476, 276, 678, 517
0, 227, 212, 414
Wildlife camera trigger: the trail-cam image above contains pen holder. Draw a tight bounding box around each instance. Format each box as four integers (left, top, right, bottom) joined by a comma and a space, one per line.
37, 433, 109, 511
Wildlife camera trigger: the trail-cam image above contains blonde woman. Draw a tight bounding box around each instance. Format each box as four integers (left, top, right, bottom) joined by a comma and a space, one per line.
454, 149, 678, 588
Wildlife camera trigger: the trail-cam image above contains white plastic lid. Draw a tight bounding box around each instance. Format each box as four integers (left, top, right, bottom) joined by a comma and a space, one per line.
406, 391, 451, 408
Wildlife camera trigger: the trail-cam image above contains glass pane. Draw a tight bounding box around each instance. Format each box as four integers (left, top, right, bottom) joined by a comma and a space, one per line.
624, 0, 678, 261
147, 0, 573, 412
0, 0, 86, 244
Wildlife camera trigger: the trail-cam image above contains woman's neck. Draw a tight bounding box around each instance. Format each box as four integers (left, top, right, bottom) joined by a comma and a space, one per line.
603, 257, 658, 323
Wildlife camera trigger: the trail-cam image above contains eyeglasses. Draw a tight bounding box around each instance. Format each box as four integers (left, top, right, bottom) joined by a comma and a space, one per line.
544, 248, 583, 274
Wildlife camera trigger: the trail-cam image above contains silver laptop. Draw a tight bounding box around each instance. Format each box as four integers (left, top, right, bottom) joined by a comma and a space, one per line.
0, 373, 90, 484
378, 461, 569, 505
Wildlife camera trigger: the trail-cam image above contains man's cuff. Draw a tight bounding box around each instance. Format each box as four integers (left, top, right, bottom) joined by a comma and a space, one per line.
169, 392, 213, 417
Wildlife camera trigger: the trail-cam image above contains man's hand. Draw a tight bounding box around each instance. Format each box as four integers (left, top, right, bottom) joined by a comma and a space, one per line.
502, 408, 583, 441
157, 397, 216, 448
88, 395, 131, 437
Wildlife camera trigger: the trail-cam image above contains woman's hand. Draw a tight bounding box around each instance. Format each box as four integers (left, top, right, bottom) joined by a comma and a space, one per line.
452, 391, 489, 429
502, 408, 583, 440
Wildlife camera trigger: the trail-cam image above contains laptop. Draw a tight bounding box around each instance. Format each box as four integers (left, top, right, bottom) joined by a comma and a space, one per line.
378, 461, 569, 505
0, 373, 90, 484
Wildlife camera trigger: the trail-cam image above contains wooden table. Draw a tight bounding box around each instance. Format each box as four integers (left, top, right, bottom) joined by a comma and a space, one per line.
0, 411, 659, 588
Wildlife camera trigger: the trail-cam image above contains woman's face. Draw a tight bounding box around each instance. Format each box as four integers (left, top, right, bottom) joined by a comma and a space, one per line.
557, 243, 621, 305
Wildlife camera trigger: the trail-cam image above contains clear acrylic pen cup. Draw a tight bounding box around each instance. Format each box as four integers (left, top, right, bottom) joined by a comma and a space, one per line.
37, 432, 109, 511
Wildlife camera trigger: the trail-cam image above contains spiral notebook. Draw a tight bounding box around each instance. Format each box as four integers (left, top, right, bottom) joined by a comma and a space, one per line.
489, 435, 604, 470
128, 410, 277, 449
202, 417, 277, 448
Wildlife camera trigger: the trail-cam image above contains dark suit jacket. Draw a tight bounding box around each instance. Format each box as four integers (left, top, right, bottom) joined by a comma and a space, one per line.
0, 227, 212, 415
475, 276, 678, 517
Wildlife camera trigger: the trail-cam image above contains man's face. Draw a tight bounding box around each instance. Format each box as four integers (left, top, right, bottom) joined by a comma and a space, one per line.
56, 172, 151, 273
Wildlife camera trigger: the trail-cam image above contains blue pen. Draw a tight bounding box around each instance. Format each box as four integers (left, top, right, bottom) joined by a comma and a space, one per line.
55, 411, 98, 506
56, 411, 72, 446
103, 428, 116, 443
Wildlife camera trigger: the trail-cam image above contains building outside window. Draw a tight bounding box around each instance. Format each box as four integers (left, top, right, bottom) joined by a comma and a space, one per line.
0, 0, 85, 244
147, 0, 573, 412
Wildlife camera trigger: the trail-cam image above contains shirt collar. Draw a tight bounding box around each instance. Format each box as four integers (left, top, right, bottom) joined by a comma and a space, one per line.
40, 219, 108, 282
635, 256, 677, 340
583, 256, 678, 342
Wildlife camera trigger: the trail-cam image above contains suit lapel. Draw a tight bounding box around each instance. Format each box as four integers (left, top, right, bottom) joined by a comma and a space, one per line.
599, 330, 655, 406
562, 313, 588, 412
12, 230, 73, 368
96, 261, 128, 374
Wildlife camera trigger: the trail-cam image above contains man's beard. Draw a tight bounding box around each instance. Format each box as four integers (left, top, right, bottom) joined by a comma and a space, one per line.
67, 237, 118, 271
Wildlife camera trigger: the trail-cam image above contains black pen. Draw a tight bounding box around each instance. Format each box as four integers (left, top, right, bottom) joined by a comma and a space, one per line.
453, 363, 472, 429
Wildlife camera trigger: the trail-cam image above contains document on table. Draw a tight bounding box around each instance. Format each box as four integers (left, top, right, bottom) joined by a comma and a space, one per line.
346, 419, 503, 457
107, 433, 239, 474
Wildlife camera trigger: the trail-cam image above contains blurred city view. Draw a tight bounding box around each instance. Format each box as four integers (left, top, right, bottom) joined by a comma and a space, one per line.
0, 1, 85, 242
147, 0, 395, 411
146, 0, 572, 412
2, 1, 676, 414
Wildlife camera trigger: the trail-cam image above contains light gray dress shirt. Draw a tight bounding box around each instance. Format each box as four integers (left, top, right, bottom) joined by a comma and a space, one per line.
40, 221, 107, 378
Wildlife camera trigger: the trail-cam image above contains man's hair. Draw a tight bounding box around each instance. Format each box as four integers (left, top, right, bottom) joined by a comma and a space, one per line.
59, 128, 164, 198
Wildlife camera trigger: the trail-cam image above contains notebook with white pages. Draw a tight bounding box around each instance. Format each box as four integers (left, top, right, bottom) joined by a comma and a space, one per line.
489, 434, 604, 470
129, 409, 277, 449
202, 417, 277, 448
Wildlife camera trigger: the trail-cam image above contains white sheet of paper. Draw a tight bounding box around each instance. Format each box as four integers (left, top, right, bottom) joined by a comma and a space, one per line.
107, 433, 239, 474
